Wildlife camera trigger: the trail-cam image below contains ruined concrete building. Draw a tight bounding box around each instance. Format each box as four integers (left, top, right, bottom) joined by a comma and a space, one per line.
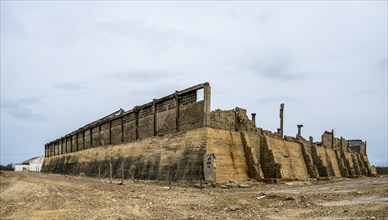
42, 83, 375, 183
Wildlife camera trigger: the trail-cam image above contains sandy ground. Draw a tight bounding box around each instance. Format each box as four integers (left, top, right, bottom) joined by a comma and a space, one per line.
0, 171, 387, 220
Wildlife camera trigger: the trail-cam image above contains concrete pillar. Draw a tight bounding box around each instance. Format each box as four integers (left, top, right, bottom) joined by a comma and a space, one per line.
98, 125, 102, 146
203, 83, 211, 127
82, 131, 85, 150
251, 113, 256, 125
279, 103, 284, 138
65, 137, 68, 153
62, 140, 64, 154
134, 107, 139, 140
153, 99, 157, 136
76, 133, 79, 152
109, 120, 112, 145
89, 128, 92, 148
70, 136, 73, 152
121, 116, 124, 142
175, 92, 180, 132
297, 124, 303, 137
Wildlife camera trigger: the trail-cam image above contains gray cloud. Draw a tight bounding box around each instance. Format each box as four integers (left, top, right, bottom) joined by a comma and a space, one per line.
101, 70, 182, 82
93, 20, 182, 53
255, 62, 304, 81
242, 50, 305, 81
1, 6, 25, 35
226, 7, 272, 25
257, 96, 298, 105
1, 97, 47, 121
377, 58, 387, 73
53, 82, 83, 91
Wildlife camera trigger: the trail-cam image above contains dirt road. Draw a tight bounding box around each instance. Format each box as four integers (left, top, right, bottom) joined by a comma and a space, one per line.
1, 171, 387, 219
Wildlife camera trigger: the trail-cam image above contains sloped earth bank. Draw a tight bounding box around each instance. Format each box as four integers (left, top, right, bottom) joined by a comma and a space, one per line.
1, 171, 387, 219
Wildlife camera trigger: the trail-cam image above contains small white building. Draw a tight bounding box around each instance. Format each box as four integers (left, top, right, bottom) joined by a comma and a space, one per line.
14, 156, 44, 172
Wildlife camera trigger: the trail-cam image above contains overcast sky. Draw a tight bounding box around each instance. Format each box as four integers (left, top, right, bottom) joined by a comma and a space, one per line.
1, 1, 387, 166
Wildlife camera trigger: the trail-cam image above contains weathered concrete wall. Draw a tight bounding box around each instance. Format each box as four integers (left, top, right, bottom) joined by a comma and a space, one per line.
43, 128, 208, 182
179, 101, 205, 132
261, 136, 309, 180
205, 129, 250, 183
322, 131, 334, 149
45, 83, 211, 158
43, 127, 267, 184
43, 126, 374, 183
210, 107, 258, 133
43, 83, 375, 183
348, 140, 367, 155
312, 146, 342, 178
298, 139, 319, 178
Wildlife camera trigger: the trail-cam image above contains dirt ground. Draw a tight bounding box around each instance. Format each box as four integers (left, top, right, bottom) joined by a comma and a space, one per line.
1, 171, 387, 220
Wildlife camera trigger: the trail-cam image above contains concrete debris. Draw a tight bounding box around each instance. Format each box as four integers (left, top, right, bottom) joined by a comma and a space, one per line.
238, 184, 249, 188
284, 196, 295, 201
224, 205, 240, 211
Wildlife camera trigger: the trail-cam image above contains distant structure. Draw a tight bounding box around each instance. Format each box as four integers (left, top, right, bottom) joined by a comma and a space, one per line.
15, 156, 44, 172
42, 83, 375, 183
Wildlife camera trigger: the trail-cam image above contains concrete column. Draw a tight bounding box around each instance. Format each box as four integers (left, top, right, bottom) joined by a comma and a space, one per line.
121, 116, 124, 142
65, 138, 68, 153
279, 103, 284, 138
175, 91, 180, 132
82, 131, 85, 150
70, 136, 73, 152
109, 120, 112, 145
251, 113, 256, 125
76, 133, 79, 152
203, 84, 211, 127
153, 99, 157, 136
134, 107, 139, 140
89, 128, 92, 148
98, 125, 102, 146
62, 139, 65, 154
297, 124, 303, 137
